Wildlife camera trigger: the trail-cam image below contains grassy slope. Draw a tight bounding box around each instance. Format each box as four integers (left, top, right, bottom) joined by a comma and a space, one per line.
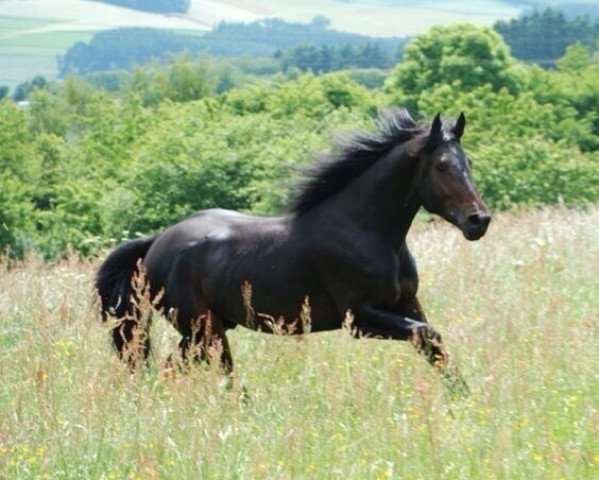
0, 0, 213, 90
0, 0, 523, 89
222, 0, 521, 36
0, 20, 94, 90
2, 0, 596, 88
0, 206, 598, 479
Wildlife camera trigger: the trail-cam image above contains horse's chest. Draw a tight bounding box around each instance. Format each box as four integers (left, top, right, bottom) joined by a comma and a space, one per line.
398, 274, 418, 301
396, 251, 419, 301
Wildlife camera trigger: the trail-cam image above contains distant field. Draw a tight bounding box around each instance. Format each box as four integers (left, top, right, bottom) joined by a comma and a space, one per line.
0, 0, 214, 90
1, 206, 598, 478
0, 15, 93, 90
0, 15, 56, 33
1, 0, 587, 91
221, 0, 521, 36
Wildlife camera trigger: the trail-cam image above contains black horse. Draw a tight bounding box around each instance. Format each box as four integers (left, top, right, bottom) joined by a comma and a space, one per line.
96, 108, 490, 375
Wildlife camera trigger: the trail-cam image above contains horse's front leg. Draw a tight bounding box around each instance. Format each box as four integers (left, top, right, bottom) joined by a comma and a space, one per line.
353, 303, 448, 369
392, 296, 448, 368
393, 296, 469, 395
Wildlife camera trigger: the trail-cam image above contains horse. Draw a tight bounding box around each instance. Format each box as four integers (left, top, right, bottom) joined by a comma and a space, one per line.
96, 108, 491, 377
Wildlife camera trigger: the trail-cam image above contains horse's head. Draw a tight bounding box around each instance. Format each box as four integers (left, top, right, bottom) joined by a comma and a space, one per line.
416, 113, 491, 241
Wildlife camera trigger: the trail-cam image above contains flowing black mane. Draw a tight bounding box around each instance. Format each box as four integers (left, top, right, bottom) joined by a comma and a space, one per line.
289, 108, 425, 214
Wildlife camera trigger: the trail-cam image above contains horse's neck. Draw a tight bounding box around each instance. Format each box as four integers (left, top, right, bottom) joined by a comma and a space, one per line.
323, 147, 420, 245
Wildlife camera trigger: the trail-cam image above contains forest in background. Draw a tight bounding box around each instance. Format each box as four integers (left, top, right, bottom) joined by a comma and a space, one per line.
56, 17, 403, 77
51, 8, 599, 80
1, 16, 599, 258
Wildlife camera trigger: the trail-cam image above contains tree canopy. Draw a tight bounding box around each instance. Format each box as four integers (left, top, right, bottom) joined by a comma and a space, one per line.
58, 18, 403, 76
386, 24, 522, 111
494, 8, 599, 65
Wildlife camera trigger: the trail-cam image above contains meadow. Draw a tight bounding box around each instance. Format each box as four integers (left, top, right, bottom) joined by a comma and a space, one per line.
0, 206, 598, 479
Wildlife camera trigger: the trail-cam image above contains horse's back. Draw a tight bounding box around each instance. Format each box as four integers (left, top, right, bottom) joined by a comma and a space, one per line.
141, 209, 296, 318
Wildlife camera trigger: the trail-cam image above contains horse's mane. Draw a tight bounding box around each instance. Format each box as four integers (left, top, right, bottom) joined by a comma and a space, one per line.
288, 107, 426, 214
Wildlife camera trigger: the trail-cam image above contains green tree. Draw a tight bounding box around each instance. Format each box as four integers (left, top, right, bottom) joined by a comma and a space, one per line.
13, 75, 49, 102
557, 43, 592, 72
125, 56, 216, 106
386, 24, 521, 109
0, 101, 41, 255
494, 8, 599, 65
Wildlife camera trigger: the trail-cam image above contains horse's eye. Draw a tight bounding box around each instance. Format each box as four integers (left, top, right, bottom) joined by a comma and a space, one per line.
436, 161, 449, 173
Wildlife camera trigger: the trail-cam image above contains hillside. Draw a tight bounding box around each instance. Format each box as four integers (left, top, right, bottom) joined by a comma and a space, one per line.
0, 0, 254, 89
0, 0, 521, 88
1, 1, 598, 92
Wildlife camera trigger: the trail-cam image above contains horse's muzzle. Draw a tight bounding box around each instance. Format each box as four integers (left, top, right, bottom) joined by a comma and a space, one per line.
462, 212, 491, 240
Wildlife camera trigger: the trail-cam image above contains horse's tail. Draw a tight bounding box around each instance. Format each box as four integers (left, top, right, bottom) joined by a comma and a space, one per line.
95, 235, 158, 364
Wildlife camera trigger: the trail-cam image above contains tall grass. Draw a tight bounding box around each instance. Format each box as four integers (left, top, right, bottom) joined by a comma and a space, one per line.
1, 207, 598, 479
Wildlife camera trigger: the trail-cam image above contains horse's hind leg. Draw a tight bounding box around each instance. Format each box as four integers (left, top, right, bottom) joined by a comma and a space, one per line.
181, 312, 234, 374
168, 292, 234, 374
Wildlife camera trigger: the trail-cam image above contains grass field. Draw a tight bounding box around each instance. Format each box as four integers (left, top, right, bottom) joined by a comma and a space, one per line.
0, 17, 94, 89
221, 0, 520, 36
1, 206, 598, 479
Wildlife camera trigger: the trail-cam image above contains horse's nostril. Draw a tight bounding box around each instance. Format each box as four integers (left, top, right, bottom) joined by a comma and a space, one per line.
467, 214, 482, 226
468, 213, 491, 227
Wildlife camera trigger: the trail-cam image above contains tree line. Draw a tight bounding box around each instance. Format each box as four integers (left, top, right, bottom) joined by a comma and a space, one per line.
496, 8, 599, 65
58, 17, 403, 77
1, 23, 599, 258
276, 42, 398, 73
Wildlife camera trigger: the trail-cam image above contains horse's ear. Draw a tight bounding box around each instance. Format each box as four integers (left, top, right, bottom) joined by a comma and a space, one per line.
427, 113, 443, 149
452, 112, 466, 140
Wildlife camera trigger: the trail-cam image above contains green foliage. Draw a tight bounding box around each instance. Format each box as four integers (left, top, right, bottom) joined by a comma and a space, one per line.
12, 75, 48, 102
264, 73, 378, 119
524, 52, 599, 151
3, 20, 599, 257
0, 68, 377, 256
386, 24, 521, 110
557, 42, 593, 71
125, 56, 216, 106
0, 101, 40, 255
109, 75, 375, 234
494, 8, 599, 65
276, 41, 397, 73
58, 18, 402, 77
58, 28, 204, 76
345, 68, 387, 90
